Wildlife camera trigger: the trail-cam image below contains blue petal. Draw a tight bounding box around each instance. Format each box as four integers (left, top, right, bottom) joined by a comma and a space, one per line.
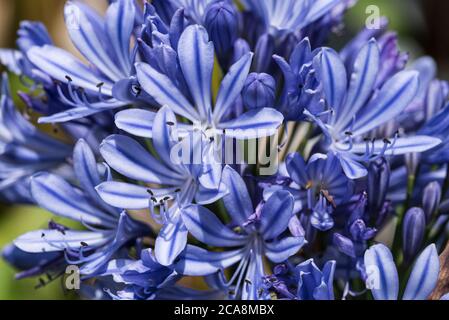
286, 153, 309, 187
305, 0, 341, 28
213, 52, 254, 122
182, 204, 249, 247
155, 219, 188, 266
178, 25, 214, 120
352, 71, 419, 136
0, 49, 23, 75
364, 244, 399, 300
105, 0, 135, 76
265, 236, 305, 263
64, 1, 124, 80
217, 108, 283, 139
135, 62, 199, 121
96, 181, 151, 210
38, 106, 121, 124
259, 190, 294, 240
345, 136, 442, 156
318, 48, 347, 111
221, 166, 254, 226
27, 45, 114, 95
100, 135, 185, 185
195, 181, 229, 205
14, 230, 111, 253
115, 109, 156, 138
31, 173, 117, 228
335, 39, 380, 131
175, 245, 245, 276
403, 244, 440, 300
338, 154, 368, 179
74, 139, 119, 216
153, 106, 179, 167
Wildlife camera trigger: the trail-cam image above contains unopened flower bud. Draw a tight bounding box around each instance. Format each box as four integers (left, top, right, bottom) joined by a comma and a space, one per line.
422, 181, 441, 223
254, 33, 274, 72
402, 207, 426, 263
242, 73, 276, 109
205, 1, 238, 59
231, 38, 250, 64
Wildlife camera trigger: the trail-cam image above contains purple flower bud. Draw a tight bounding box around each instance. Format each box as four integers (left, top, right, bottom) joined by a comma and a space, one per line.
402, 207, 426, 263
231, 38, 251, 64
333, 233, 356, 258
205, 1, 239, 59
242, 72, 276, 109
349, 219, 377, 241
254, 33, 274, 72
367, 157, 390, 217
422, 181, 441, 223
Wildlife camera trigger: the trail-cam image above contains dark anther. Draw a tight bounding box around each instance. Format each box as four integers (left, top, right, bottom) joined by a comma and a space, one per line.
41, 233, 45, 238
163, 196, 170, 201
345, 131, 353, 136
175, 188, 181, 193
166, 121, 175, 126
383, 138, 391, 145
96, 82, 104, 88
151, 197, 157, 202
147, 189, 154, 196
363, 137, 370, 142
80, 242, 89, 247
53, 80, 61, 86
65, 75, 73, 82
209, 137, 215, 142
77, 87, 85, 94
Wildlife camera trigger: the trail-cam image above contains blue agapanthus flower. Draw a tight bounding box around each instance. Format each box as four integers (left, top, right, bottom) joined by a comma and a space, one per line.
1, 0, 449, 302
309, 39, 441, 179
177, 166, 305, 299
11, 139, 149, 277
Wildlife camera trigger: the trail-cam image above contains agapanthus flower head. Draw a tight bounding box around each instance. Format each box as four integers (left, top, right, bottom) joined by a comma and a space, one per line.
1, 0, 449, 302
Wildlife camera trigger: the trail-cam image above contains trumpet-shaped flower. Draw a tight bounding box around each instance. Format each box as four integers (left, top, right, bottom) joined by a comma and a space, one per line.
25, 0, 138, 122
97, 106, 228, 266
311, 39, 441, 179
13, 139, 148, 277
128, 25, 283, 143
177, 166, 305, 299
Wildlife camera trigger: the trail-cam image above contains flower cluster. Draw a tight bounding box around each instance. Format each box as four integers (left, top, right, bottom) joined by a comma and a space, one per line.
0, 0, 448, 300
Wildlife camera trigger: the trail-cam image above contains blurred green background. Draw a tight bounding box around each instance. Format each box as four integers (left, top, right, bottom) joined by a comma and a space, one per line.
0, 0, 448, 300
